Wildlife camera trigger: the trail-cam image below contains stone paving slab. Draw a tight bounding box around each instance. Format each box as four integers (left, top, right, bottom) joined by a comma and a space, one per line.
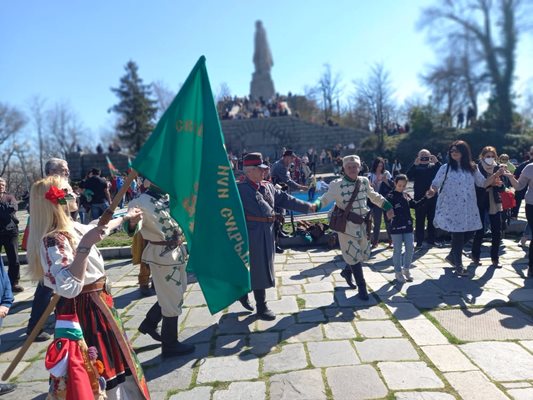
307, 340, 360, 367
262, 343, 308, 373
421, 345, 478, 372
395, 393, 456, 400
445, 371, 509, 400
269, 369, 326, 400
378, 361, 445, 390
460, 342, 533, 381
212, 381, 266, 400
354, 338, 419, 362
431, 306, 533, 341
354, 320, 403, 338
507, 388, 533, 400
326, 365, 388, 400
196, 354, 260, 383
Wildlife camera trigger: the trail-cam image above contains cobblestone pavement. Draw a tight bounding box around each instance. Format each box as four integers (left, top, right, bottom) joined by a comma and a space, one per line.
2, 238, 532, 400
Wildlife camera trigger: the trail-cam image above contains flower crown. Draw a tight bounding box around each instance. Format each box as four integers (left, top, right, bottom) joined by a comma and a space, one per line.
45, 186, 67, 205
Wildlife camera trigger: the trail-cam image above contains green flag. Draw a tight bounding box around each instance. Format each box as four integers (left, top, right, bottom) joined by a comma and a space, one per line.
132, 56, 250, 314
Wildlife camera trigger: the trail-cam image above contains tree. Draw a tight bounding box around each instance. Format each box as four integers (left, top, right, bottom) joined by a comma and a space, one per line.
110, 61, 158, 153
152, 80, 177, 119
47, 102, 86, 157
354, 63, 396, 153
0, 102, 26, 177
420, 0, 526, 133
422, 55, 465, 125
315, 64, 343, 124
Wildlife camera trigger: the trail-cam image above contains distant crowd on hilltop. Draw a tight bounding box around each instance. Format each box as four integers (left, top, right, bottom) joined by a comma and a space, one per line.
219, 94, 293, 120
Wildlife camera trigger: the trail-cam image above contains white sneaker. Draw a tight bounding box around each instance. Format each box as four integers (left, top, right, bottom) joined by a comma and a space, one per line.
402, 268, 413, 282
395, 271, 405, 283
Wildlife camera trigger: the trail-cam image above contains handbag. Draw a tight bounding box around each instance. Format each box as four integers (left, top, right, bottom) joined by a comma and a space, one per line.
329, 179, 361, 233
500, 189, 516, 210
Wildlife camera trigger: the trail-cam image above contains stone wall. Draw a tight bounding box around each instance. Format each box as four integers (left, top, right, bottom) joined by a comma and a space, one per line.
221, 116, 370, 158
66, 152, 131, 181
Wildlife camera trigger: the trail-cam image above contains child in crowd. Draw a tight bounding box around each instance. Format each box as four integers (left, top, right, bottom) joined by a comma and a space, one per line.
307, 174, 317, 201
386, 175, 434, 283
0, 257, 16, 396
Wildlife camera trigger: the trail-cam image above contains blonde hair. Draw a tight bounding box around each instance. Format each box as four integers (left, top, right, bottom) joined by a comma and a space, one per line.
27, 176, 77, 281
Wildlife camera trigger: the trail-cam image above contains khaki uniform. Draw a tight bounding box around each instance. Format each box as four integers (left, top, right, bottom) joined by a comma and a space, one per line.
128, 192, 187, 317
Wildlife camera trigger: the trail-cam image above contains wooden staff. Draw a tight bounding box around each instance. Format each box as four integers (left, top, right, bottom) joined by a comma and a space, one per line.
2, 169, 138, 381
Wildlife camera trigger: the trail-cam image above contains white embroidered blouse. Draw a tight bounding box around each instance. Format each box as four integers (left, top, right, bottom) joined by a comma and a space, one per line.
40, 222, 106, 298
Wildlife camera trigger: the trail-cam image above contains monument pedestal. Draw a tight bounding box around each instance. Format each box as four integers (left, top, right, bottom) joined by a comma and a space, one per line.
250, 71, 275, 101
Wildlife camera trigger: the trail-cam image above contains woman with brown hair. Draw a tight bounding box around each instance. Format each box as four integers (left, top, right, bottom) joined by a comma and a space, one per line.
368, 157, 393, 248
428, 141, 504, 276
470, 146, 506, 268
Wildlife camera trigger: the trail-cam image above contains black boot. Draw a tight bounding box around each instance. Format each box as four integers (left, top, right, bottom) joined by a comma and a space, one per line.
340, 265, 357, 289
350, 263, 369, 301
254, 289, 275, 320
239, 293, 254, 311
161, 316, 195, 358
138, 302, 163, 342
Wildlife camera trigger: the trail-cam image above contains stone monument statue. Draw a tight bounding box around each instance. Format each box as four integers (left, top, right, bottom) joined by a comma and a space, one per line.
250, 20, 275, 101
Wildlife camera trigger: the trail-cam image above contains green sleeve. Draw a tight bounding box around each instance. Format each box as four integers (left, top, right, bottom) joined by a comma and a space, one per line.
122, 218, 140, 237
382, 200, 393, 211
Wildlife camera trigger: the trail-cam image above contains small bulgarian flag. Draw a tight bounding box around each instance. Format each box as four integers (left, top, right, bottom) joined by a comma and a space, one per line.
54, 314, 84, 340
106, 156, 120, 177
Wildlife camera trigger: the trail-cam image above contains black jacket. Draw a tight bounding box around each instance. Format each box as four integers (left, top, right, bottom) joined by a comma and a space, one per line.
386, 190, 426, 234
406, 162, 441, 200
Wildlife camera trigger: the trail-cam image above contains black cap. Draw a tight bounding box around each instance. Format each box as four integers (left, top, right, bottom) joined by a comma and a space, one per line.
283, 150, 295, 157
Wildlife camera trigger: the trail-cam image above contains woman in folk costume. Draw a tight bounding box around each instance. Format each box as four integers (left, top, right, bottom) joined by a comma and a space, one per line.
27, 176, 150, 400
317, 155, 394, 300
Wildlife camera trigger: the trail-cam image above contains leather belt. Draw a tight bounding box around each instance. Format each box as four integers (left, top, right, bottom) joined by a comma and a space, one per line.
147, 240, 179, 246
81, 277, 106, 294
246, 215, 275, 223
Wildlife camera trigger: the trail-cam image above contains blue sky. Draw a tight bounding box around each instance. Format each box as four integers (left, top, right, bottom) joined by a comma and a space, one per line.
1, 0, 532, 142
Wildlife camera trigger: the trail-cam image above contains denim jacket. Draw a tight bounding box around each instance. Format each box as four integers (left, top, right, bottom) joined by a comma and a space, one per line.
0, 258, 14, 308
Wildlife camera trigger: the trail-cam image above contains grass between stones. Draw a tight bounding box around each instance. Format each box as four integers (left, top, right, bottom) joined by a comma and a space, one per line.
321, 368, 334, 399
296, 297, 306, 309
422, 311, 466, 345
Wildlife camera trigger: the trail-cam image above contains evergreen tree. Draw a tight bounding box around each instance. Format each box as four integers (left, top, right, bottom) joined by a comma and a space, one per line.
110, 61, 158, 153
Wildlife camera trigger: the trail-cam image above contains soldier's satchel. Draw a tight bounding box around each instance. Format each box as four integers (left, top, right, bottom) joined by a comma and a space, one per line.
329, 179, 362, 233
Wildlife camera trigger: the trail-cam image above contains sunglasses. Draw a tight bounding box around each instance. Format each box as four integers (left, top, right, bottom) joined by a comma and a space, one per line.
449, 148, 460, 154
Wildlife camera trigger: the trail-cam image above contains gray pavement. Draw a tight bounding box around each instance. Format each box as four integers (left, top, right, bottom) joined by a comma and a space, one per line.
1, 238, 533, 400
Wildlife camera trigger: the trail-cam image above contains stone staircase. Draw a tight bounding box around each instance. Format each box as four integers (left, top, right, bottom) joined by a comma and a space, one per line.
221, 116, 370, 158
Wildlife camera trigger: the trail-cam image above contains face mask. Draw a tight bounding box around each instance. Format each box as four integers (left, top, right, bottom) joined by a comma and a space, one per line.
484, 157, 495, 165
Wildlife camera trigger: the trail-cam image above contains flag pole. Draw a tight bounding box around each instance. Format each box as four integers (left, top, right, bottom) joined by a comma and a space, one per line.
2, 168, 139, 381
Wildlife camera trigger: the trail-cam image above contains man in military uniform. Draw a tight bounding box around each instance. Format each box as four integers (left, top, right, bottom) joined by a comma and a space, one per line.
237, 153, 316, 320
126, 179, 194, 358
270, 150, 308, 253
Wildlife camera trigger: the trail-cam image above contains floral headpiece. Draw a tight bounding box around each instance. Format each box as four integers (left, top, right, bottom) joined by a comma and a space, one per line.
45, 186, 67, 205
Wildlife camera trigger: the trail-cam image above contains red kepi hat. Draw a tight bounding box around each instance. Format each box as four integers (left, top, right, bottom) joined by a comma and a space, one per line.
243, 152, 269, 169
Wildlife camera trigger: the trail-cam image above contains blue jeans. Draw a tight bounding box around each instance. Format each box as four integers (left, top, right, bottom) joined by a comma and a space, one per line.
27, 281, 54, 334
91, 202, 109, 220
391, 232, 414, 272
